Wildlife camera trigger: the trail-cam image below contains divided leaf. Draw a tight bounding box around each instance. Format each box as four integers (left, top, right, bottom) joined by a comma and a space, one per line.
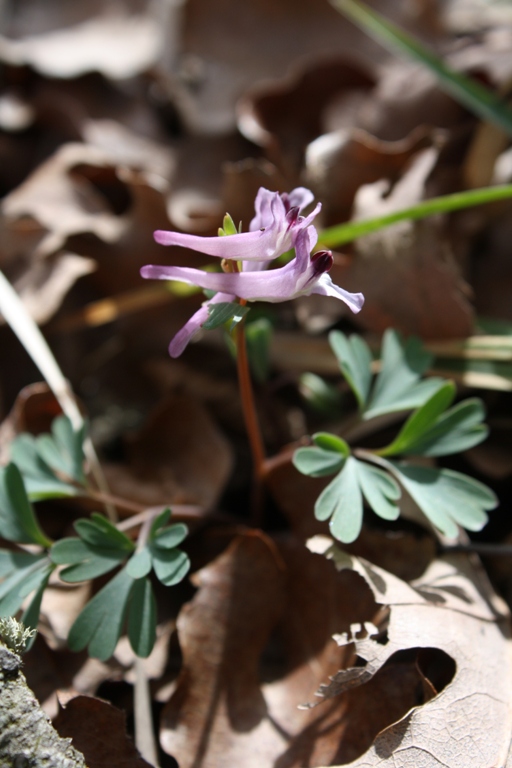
128, 577, 157, 658
51, 538, 128, 582
329, 331, 373, 409
74, 513, 134, 552
356, 460, 401, 521
68, 567, 135, 660
364, 330, 445, 419
0, 463, 52, 546
150, 546, 190, 587
0, 550, 51, 616
293, 432, 349, 478
387, 461, 498, 539
315, 456, 363, 544
10, 414, 87, 500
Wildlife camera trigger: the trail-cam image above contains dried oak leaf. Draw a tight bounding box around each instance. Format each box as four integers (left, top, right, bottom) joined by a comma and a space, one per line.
54, 695, 152, 768
330, 146, 474, 339
309, 537, 512, 767
0, 2, 167, 79
160, 532, 433, 767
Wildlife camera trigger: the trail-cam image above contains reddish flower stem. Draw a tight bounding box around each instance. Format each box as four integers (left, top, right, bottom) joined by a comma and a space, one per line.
235, 311, 266, 523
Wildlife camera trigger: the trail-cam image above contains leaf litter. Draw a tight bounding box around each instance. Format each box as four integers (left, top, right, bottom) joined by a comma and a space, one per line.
1, 1, 512, 767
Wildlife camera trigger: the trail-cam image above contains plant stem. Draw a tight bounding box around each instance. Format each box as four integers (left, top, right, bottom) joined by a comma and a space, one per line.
235, 316, 266, 523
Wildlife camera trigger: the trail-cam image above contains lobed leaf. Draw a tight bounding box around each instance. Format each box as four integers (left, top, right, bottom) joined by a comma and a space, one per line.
293, 446, 346, 478
126, 547, 153, 579
10, 434, 79, 499
315, 457, 363, 544
364, 330, 445, 419
387, 461, 498, 539
0, 463, 52, 546
400, 398, 489, 457
0, 551, 50, 617
150, 546, 190, 586
152, 523, 189, 550
356, 460, 401, 521
128, 577, 157, 658
378, 382, 456, 456
68, 566, 134, 660
149, 508, 172, 539
74, 514, 134, 552
329, 331, 373, 410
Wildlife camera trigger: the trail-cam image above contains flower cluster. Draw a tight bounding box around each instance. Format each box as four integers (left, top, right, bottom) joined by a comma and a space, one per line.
141, 187, 364, 357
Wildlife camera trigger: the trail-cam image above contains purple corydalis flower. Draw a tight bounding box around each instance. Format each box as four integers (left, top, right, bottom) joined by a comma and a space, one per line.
153, 187, 321, 264
142, 229, 364, 356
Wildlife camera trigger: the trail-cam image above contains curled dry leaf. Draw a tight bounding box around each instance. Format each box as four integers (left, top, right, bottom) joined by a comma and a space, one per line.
305, 126, 432, 227
237, 57, 374, 176
309, 536, 512, 767
160, 532, 446, 767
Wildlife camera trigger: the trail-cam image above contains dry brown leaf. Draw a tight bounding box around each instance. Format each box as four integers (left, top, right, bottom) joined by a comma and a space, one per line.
331, 147, 475, 339
305, 126, 432, 227
53, 695, 152, 768
237, 58, 374, 177
103, 393, 233, 509
0, 3, 167, 79
308, 537, 512, 767
160, 532, 441, 767
167, 0, 425, 134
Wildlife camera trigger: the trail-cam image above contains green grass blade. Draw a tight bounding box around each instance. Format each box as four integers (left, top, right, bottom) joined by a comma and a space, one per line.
320, 184, 512, 248
330, 0, 512, 135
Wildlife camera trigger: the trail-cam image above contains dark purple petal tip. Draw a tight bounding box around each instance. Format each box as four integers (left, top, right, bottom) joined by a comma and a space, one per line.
311, 250, 333, 274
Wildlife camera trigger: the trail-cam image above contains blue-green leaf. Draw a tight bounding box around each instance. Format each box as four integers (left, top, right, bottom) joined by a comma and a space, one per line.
299, 372, 344, 416
329, 331, 373, 410
388, 461, 498, 538
378, 382, 456, 456
400, 398, 489, 457
365, 330, 445, 419
21, 568, 53, 646
150, 547, 190, 586
74, 514, 134, 552
0, 463, 52, 546
246, 318, 273, 382
10, 434, 79, 499
203, 302, 250, 331
51, 537, 129, 582
315, 457, 363, 543
68, 567, 134, 660
0, 551, 50, 616
149, 508, 172, 539
293, 446, 346, 478
355, 460, 401, 521
152, 523, 188, 550
128, 578, 157, 658
126, 548, 153, 579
